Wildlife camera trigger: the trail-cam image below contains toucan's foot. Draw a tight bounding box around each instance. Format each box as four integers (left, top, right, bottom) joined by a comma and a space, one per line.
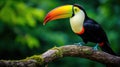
74, 42, 85, 46
93, 44, 98, 50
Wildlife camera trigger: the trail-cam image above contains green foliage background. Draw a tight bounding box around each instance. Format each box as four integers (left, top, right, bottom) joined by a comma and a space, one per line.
0, 0, 120, 67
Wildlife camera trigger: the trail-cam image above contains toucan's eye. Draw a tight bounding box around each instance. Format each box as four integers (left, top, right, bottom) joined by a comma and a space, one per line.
75, 8, 77, 12
74, 7, 80, 13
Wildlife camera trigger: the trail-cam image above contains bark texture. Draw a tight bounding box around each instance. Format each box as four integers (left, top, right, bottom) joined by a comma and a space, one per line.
0, 45, 120, 67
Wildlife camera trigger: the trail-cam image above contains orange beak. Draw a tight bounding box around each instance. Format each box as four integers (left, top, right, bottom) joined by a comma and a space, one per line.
43, 5, 73, 25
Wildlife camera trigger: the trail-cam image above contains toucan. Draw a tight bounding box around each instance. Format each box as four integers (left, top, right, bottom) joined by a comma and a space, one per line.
43, 4, 116, 56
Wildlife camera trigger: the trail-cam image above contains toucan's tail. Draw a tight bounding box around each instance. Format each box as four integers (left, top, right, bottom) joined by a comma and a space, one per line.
99, 42, 116, 55
99, 42, 117, 67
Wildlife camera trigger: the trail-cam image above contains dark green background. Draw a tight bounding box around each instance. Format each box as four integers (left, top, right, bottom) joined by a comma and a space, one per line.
0, 0, 120, 67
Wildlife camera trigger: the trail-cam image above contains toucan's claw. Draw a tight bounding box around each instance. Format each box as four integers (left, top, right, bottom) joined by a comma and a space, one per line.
93, 43, 99, 50
74, 42, 85, 46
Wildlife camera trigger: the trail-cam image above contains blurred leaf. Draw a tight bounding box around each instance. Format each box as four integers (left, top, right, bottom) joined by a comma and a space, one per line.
32, 8, 45, 22
16, 34, 40, 49
25, 34, 40, 49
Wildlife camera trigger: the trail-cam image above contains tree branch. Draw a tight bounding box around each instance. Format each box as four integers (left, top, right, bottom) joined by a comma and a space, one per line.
0, 45, 120, 67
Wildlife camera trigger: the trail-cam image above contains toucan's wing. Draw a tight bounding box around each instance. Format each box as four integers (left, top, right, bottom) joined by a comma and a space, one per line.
83, 19, 116, 56
83, 19, 108, 42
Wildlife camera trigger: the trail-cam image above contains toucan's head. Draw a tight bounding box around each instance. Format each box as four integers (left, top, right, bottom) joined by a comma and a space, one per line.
43, 4, 86, 25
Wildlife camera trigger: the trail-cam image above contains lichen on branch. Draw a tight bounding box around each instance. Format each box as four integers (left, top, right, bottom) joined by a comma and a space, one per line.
0, 45, 120, 67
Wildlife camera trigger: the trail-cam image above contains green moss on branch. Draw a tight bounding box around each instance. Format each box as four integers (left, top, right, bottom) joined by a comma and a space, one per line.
0, 45, 120, 67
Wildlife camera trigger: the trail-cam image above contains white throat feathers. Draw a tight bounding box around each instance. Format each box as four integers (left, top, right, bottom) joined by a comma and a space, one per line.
70, 10, 85, 33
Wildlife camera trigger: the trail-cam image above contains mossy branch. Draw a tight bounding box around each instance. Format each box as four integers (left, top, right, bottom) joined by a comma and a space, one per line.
0, 45, 120, 67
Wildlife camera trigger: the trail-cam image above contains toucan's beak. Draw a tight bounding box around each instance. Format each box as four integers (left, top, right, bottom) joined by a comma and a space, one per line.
43, 5, 73, 25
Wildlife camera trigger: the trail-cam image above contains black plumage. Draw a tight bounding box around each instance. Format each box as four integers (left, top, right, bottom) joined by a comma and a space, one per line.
81, 17, 116, 55
74, 4, 116, 55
